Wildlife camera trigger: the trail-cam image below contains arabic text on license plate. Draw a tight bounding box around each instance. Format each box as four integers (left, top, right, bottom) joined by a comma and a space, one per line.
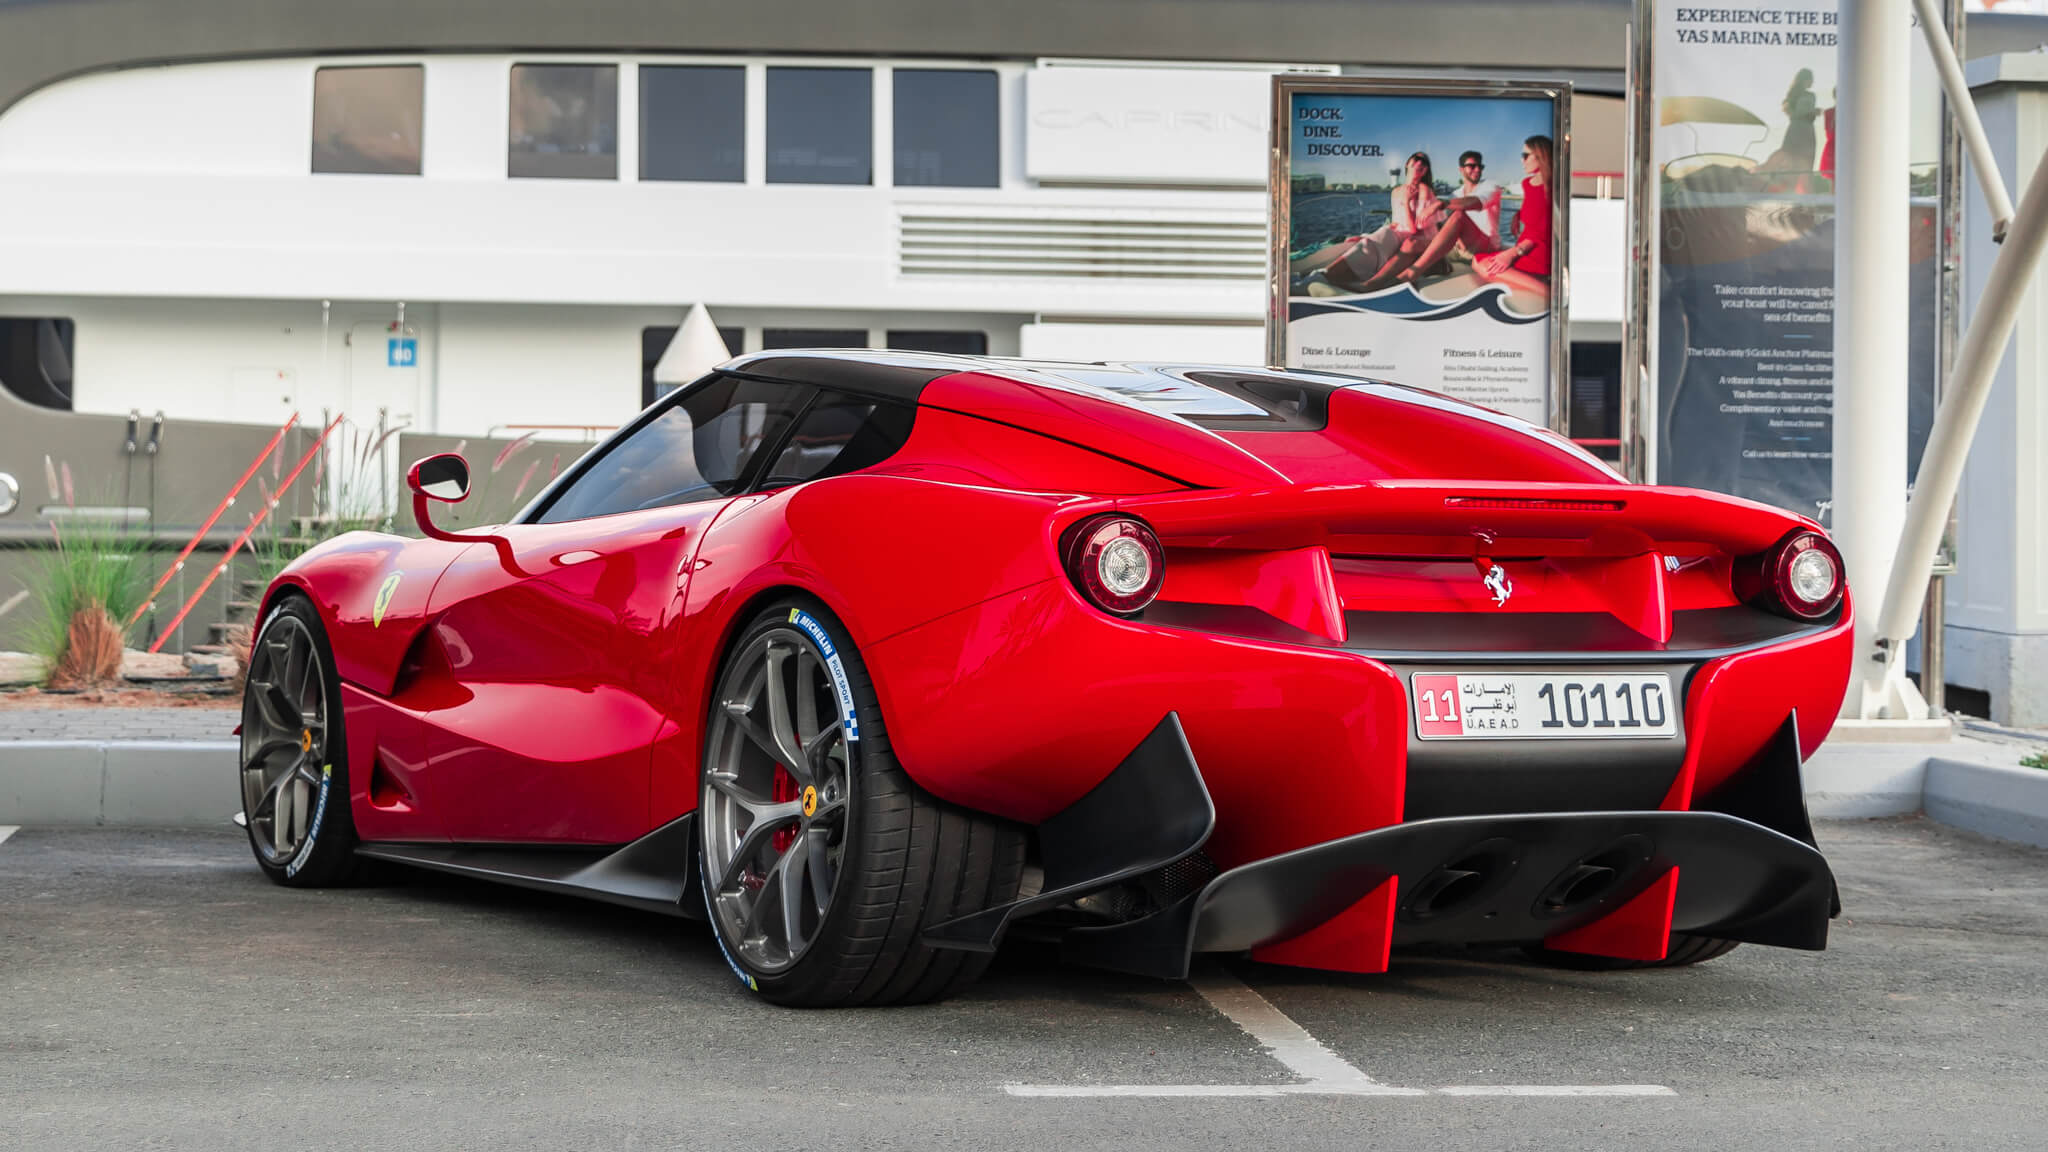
1411, 673, 1676, 739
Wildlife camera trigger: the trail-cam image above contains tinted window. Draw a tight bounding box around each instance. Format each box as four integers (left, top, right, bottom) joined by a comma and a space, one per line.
887, 330, 986, 356
312, 66, 423, 175
510, 64, 618, 179
762, 328, 866, 350
892, 70, 998, 188
536, 376, 808, 522
640, 66, 744, 182
767, 68, 872, 185
761, 393, 916, 488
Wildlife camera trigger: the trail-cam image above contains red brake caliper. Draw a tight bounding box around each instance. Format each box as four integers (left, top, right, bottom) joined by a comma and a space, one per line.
771, 765, 800, 854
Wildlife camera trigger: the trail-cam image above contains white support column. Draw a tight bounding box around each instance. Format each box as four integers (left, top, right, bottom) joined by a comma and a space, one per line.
1836, 0, 1919, 719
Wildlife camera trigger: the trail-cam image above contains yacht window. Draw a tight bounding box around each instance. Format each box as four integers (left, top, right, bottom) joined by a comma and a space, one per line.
767, 68, 872, 185
510, 64, 619, 180
640, 66, 745, 183
762, 328, 867, 350
0, 317, 75, 411
892, 70, 999, 188
312, 66, 423, 175
886, 330, 987, 356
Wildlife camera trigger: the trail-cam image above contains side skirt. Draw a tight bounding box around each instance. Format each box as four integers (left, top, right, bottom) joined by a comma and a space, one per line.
355, 813, 705, 920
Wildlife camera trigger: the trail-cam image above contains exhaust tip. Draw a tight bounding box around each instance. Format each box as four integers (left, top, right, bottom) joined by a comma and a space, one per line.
1534, 834, 1654, 919
1402, 837, 1520, 922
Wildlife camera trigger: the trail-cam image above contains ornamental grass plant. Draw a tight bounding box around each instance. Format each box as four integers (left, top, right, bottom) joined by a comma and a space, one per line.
27, 516, 147, 690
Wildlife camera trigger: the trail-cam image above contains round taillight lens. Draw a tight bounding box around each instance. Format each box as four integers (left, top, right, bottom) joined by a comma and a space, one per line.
1064, 515, 1165, 615
1770, 530, 1844, 619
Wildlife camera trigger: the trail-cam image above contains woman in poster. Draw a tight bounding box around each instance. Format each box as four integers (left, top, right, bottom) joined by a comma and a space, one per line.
1474, 134, 1552, 300
1304, 152, 1444, 293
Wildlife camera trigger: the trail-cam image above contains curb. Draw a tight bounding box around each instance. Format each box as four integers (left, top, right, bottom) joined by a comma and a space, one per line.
1924, 757, 2048, 849
0, 741, 237, 827
1800, 742, 1930, 819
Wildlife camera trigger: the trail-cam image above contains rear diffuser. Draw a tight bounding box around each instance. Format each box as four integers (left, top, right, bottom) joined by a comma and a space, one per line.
1061, 809, 1835, 979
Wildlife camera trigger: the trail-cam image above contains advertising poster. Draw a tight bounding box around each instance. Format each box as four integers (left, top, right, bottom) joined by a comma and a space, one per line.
1648, 0, 1937, 517
1271, 77, 1570, 430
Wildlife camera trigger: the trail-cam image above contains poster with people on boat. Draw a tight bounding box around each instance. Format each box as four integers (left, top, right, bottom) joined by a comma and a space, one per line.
1271, 77, 1569, 430
1647, 0, 1937, 520
1651, 0, 1842, 519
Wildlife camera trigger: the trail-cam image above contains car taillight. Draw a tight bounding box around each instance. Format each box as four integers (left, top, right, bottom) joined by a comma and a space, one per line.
1062, 515, 1165, 616
1735, 529, 1844, 620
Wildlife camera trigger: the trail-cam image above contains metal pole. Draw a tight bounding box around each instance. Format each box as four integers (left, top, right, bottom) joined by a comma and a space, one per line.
1836, 0, 1913, 719
1920, 0, 1964, 720
1625, 2, 1657, 485
1872, 146, 2048, 688
1911, 0, 2015, 240
1922, 572, 1945, 712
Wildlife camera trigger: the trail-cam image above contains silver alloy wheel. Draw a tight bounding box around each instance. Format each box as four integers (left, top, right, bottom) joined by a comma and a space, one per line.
239, 613, 329, 863
703, 629, 854, 974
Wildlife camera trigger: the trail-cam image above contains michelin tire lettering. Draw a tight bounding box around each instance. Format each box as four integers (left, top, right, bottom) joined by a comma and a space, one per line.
789, 609, 860, 744
284, 764, 332, 879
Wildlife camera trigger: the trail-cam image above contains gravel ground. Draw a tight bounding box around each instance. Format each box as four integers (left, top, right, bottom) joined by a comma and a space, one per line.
0, 703, 237, 742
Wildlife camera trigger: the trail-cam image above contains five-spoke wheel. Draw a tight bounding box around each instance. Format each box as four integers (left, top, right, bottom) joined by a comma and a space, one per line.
239, 597, 357, 885
699, 601, 1026, 1007
701, 627, 854, 973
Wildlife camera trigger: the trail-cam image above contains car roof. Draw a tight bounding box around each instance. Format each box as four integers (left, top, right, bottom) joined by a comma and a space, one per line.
720, 349, 1375, 423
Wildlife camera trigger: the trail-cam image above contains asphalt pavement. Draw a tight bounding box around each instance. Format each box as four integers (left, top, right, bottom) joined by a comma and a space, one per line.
4, 817, 2045, 1150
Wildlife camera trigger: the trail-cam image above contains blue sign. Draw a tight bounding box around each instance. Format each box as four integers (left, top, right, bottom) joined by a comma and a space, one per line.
387, 337, 417, 368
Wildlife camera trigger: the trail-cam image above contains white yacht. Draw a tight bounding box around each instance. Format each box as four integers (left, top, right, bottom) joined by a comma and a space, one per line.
0, 0, 1649, 443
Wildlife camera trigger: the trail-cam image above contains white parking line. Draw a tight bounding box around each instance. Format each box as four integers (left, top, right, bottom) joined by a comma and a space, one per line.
1003, 971, 1675, 1099
1186, 973, 1423, 1094
1438, 1085, 1676, 1096
1005, 1083, 1417, 1098
0, 826, 17, 847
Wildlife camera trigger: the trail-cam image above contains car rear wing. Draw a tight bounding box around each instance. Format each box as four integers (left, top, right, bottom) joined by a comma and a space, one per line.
1114, 480, 1817, 561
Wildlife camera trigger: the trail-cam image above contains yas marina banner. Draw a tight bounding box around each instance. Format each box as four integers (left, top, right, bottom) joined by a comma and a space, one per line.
1649, 0, 1842, 517
1643, 0, 1939, 519
1270, 77, 1571, 430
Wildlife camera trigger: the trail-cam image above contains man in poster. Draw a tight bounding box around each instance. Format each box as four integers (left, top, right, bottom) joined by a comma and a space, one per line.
1397, 149, 1504, 281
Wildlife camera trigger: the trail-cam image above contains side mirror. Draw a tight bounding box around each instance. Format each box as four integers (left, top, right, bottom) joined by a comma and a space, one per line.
408, 453, 470, 503
409, 453, 477, 545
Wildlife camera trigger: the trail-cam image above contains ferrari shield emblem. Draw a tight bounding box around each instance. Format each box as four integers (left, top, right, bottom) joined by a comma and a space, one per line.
372, 571, 403, 627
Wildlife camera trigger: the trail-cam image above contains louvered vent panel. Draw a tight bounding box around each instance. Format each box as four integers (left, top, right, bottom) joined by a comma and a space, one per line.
899, 207, 1267, 281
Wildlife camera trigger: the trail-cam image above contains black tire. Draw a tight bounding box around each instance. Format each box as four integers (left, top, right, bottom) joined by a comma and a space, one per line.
238, 595, 360, 887
698, 596, 1025, 1007
1524, 933, 1740, 971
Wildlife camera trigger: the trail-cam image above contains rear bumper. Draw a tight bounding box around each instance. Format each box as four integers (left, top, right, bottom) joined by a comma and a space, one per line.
869, 578, 1853, 857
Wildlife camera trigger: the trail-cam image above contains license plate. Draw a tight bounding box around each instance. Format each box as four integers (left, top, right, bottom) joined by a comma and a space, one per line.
1411, 673, 1677, 740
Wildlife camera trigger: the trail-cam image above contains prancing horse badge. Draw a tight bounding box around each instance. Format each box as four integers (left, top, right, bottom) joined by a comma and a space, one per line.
1483, 563, 1513, 607
372, 571, 403, 627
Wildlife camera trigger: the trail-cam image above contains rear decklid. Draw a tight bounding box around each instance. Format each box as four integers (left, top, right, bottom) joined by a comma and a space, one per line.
1116, 479, 1824, 652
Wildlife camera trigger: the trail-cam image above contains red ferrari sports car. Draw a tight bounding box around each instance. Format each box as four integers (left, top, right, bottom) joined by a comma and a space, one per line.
240, 351, 1850, 1006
